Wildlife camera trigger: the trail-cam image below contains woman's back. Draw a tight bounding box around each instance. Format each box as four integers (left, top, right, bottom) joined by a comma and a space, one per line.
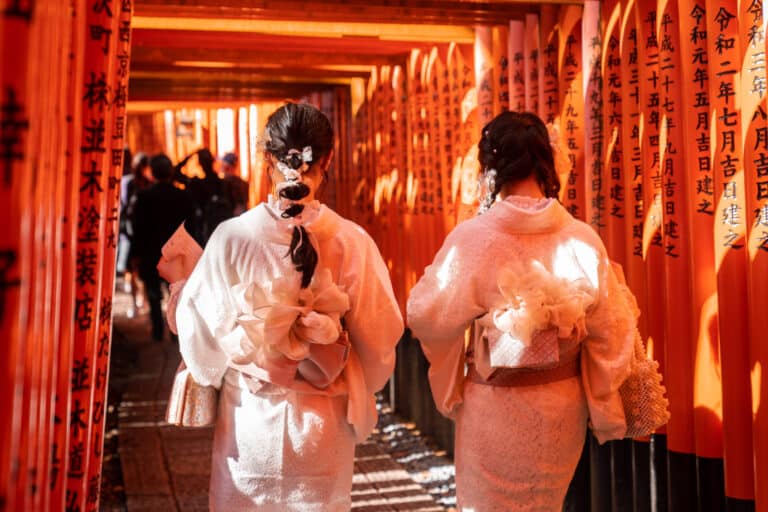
407, 111, 637, 511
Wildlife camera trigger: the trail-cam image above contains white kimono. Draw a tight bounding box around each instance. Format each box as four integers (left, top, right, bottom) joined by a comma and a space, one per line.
407, 196, 636, 511
175, 199, 404, 511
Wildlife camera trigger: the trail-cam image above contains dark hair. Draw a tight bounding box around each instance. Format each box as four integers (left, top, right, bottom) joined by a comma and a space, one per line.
197, 148, 215, 176
149, 153, 174, 182
265, 103, 334, 289
122, 147, 132, 177
132, 152, 149, 176
478, 111, 560, 205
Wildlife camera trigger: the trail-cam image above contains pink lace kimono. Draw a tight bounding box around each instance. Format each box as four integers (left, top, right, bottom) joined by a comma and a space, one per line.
175, 198, 403, 511
407, 196, 636, 511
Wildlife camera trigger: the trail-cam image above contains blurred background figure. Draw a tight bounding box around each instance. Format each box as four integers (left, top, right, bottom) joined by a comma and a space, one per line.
220, 151, 249, 216
131, 154, 194, 341
116, 147, 133, 275
174, 148, 229, 245
120, 150, 153, 317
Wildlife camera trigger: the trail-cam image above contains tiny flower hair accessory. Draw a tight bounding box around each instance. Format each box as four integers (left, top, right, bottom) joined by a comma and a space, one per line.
546, 120, 569, 177
546, 121, 561, 154
276, 146, 313, 180
478, 168, 498, 215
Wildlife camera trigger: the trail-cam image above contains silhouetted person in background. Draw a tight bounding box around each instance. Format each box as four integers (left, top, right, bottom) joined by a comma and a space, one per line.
219, 151, 249, 216
122, 151, 154, 317
116, 147, 134, 275
174, 148, 228, 245
132, 154, 194, 340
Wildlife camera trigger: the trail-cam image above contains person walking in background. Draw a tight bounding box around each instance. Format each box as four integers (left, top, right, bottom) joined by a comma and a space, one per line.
174, 103, 403, 510
121, 151, 153, 317
220, 151, 249, 216
132, 154, 195, 341
116, 147, 134, 276
407, 111, 637, 511
174, 147, 228, 245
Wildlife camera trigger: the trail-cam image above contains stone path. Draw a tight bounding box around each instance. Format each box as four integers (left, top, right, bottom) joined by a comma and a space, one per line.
103, 281, 453, 511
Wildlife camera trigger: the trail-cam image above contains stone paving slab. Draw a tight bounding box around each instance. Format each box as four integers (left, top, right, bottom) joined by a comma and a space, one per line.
111, 302, 445, 511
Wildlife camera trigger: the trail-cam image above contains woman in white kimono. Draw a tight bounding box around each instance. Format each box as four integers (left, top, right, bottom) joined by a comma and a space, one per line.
174, 103, 404, 511
407, 112, 637, 511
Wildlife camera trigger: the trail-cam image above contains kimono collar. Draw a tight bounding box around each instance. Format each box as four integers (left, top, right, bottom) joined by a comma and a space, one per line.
250, 197, 341, 244
485, 195, 570, 234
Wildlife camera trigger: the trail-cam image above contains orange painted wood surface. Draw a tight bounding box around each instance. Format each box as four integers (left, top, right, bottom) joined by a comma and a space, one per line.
524, 14, 540, 114
600, 0, 626, 265
557, 6, 585, 221
703, 0, 755, 500
739, 0, 768, 505
657, 0, 696, 455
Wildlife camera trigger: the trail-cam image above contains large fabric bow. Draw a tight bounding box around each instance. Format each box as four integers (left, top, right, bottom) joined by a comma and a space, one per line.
229, 268, 350, 368
484, 260, 594, 347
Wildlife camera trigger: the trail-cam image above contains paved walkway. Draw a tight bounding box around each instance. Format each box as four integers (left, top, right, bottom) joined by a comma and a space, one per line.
106, 282, 451, 511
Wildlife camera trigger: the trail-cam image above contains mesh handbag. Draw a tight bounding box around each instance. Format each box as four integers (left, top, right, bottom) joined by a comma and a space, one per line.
619, 328, 671, 438
166, 361, 219, 428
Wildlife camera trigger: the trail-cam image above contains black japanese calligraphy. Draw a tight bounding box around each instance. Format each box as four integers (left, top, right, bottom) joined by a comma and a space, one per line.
1, 87, 29, 187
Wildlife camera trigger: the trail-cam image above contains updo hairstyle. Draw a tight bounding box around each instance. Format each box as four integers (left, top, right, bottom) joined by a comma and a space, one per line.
477, 111, 560, 207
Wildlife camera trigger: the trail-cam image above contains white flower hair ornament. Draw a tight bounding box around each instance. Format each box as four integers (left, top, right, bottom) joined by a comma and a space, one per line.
546, 120, 568, 177
478, 167, 498, 215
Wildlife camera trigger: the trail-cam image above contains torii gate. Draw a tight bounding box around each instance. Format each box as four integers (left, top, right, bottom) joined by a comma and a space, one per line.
2, 0, 767, 510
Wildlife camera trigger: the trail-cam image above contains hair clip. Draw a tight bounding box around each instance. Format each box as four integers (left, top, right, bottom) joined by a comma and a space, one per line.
276, 146, 314, 180
286, 146, 313, 169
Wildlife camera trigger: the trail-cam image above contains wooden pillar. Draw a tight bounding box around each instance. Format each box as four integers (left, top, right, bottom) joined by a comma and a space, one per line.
49, 2, 88, 510
558, 6, 586, 220
739, 0, 768, 508
677, 7, 725, 503
601, 0, 627, 265
65, 2, 121, 509
656, 0, 699, 507
524, 14, 541, 114
475, 26, 495, 127
636, 0, 670, 506
703, 0, 755, 505
492, 26, 510, 113
508, 21, 526, 112
583, 0, 606, 236
83, 4, 132, 510
0, 3, 35, 510
539, 5, 560, 124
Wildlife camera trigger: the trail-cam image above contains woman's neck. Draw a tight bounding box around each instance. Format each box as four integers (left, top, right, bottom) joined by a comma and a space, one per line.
498, 176, 545, 200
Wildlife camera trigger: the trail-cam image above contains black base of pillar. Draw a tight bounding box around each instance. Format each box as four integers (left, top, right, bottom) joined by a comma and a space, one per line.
696, 456, 725, 512
633, 440, 651, 512
650, 434, 669, 512
564, 434, 590, 512
667, 450, 698, 510
612, 439, 635, 511
590, 436, 613, 512
726, 497, 756, 512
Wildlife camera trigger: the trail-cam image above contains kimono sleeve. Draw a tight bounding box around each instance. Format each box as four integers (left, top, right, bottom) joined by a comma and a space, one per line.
341, 228, 404, 395
581, 257, 636, 443
176, 226, 239, 388
406, 227, 486, 418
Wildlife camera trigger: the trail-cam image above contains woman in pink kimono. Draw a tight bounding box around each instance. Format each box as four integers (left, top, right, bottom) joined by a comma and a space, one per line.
407, 112, 637, 511
174, 103, 404, 511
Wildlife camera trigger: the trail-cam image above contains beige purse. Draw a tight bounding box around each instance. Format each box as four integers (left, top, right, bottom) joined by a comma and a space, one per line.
608, 260, 671, 438
619, 328, 671, 438
166, 361, 219, 427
